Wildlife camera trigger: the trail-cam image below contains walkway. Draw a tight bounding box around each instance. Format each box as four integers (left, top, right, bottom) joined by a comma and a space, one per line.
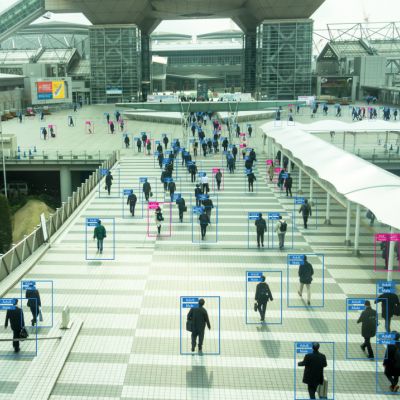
0, 112, 397, 399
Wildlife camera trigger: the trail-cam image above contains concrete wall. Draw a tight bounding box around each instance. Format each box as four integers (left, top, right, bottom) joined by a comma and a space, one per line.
0, 88, 23, 112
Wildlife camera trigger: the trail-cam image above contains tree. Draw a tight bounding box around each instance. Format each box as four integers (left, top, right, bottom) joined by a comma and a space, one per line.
0, 194, 12, 253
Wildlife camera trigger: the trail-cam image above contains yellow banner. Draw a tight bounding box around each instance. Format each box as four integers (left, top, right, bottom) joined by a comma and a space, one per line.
52, 81, 65, 99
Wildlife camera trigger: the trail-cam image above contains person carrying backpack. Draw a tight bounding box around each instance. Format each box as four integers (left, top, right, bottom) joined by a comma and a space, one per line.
275, 215, 287, 250
255, 213, 267, 248
299, 199, 312, 229
254, 275, 273, 322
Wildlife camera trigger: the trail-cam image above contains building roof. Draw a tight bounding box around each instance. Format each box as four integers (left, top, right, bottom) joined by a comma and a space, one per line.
0, 73, 24, 79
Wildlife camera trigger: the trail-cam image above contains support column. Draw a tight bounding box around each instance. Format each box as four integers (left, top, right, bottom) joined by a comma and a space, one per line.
342, 132, 346, 150
287, 158, 292, 173
353, 204, 361, 255
141, 33, 151, 102
298, 169, 303, 194
353, 133, 357, 154
324, 193, 332, 225
244, 29, 257, 95
387, 227, 396, 281
280, 151, 283, 168
345, 200, 351, 246
309, 179, 314, 201
60, 166, 72, 203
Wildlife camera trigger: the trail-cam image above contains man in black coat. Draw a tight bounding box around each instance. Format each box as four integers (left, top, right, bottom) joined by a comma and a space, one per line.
189, 163, 197, 183
26, 287, 41, 326
187, 298, 211, 353
298, 342, 328, 399
195, 185, 202, 207
247, 171, 256, 192
357, 300, 376, 358
299, 200, 312, 229
105, 171, 113, 195
142, 180, 151, 202
127, 190, 137, 216
254, 275, 273, 321
298, 256, 314, 306
383, 332, 400, 392
255, 213, 267, 248
176, 196, 186, 222
376, 291, 400, 332
4, 299, 25, 352
284, 173, 293, 197
199, 210, 210, 240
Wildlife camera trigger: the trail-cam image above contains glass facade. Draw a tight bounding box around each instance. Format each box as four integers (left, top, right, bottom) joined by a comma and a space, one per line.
256, 20, 313, 100
89, 25, 141, 103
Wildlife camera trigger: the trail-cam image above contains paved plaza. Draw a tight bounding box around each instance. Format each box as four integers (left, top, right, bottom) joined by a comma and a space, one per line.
0, 105, 398, 399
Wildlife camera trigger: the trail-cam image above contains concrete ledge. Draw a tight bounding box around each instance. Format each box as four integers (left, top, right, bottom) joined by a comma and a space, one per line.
11, 319, 83, 400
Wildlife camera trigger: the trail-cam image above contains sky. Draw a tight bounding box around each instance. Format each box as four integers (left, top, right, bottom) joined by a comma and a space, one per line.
0, 0, 399, 34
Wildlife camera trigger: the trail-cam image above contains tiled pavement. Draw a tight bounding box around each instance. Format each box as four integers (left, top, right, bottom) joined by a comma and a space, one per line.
0, 115, 398, 399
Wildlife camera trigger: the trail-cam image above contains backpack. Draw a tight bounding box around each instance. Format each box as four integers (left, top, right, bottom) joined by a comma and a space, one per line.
280, 221, 287, 232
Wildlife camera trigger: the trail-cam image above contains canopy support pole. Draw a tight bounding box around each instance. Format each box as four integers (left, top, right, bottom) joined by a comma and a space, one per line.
342, 132, 346, 150
345, 200, 351, 246
280, 151, 283, 168
287, 157, 292, 173
309, 179, 314, 202
353, 204, 361, 256
298, 169, 303, 195
324, 193, 332, 225
353, 133, 357, 154
387, 227, 395, 282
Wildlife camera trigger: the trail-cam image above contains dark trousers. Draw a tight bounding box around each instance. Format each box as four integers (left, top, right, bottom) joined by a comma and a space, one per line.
257, 231, 264, 247
200, 224, 207, 238
144, 192, 150, 201
248, 181, 254, 192
129, 203, 136, 216
307, 384, 318, 399
229, 165, 234, 174
191, 173, 195, 182
385, 369, 399, 387
278, 233, 285, 249
196, 198, 201, 207
29, 305, 39, 324
106, 184, 111, 195
303, 215, 309, 229
216, 181, 221, 190
257, 301, 267, 320
194, 148, 197, 156
97, 239, 104, 252
12, 330, 20, 351
191, 330, 205, 350
385, 315, 392, 332
202, 184, 209, 194
286, 187, 292, 197
179, 211, 183, 222
361, 336, 374, 357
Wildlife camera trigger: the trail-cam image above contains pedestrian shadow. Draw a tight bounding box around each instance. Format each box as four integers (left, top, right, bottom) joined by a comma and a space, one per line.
186, 364, 214, 389
87, 261, 102, 266
256, 325, 281, 358
308, 311, 330, 334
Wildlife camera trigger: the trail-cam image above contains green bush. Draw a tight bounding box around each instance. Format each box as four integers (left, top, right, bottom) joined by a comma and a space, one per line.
0, 194, 12, 253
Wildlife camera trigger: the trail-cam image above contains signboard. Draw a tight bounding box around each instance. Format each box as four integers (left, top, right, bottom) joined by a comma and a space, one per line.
37, 81, 66, 100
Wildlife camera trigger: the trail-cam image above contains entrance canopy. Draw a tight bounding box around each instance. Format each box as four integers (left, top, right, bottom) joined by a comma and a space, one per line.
261, 123, 400, 230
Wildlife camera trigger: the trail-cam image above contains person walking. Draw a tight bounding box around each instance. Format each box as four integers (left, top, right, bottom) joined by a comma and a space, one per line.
4, 299, 26, 353
376, 291, 400, 332
202, 196, 214, 220
176, 195, 186, 223
155, 206, 163, 235
136, 138, 142, 152
199, 209, 210, 240
297, 342, 328, 399
93, 219, 106, 254
232, 145, 238, 161
297, 255, 314, 306
195, 184, 202, 207
187, 298, 211, 354
228, 156, 235, 174
222, 138, 228, 152
215, 169, 222, 191
357, 300, 376, 359
143, 180, 151, 202
146, 139, 151, 156
158, 152, 164, 169
163, 135, 169, 149
127, 190, 137, 216
68, 115, 74, 127
275, 215, 287, 250
383, 332, 400, 392
189, 162, 197, 183
254, 275, 273, 322
247, 170, 256, 192
25, 285, 41, 326
168, 179, 176, 202
193, 141, 198, 157
284, 173, 293, 197
42, 127, 48, 140
105, 171, 113, 195
124, 135, 130, 149
201, 173, 209, 194
299, 200, 312, 229
268, 162, 274, 182
109, 121, 115, 134
255, 213, 267, 248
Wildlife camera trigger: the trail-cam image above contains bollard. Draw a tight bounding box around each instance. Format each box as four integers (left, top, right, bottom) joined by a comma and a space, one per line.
60, 305, 72, 329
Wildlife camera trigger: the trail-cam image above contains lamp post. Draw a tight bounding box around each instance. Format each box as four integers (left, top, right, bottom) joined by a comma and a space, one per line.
0, 119, 7, 198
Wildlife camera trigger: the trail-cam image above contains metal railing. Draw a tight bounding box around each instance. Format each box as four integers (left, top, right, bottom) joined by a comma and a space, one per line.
0, 150, 119, 282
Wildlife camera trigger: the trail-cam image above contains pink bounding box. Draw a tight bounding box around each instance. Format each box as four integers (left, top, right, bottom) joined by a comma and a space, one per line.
148, 201, 159, 210
266, 159, 273, 165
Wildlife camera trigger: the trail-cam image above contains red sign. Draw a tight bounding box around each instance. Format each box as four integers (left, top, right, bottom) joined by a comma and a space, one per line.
37, 82, 52, 93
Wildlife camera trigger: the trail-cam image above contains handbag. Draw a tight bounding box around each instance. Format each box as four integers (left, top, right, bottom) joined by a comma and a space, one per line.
317, 378, 328, 398
183, 206, 187, 212
20, 327, 29, 339
39, 308, 43, 322
186, 320, 193, 332
254, 302, 258, 312
150, 191, 153, 197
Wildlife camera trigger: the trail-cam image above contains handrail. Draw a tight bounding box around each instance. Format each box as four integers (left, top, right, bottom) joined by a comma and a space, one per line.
0, 150, 119, 282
